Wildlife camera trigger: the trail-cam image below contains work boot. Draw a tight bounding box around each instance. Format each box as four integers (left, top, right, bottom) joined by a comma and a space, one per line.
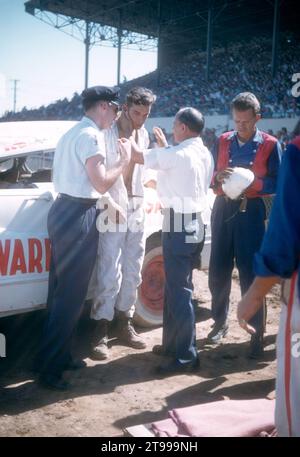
152, 344, 174, 357
155, 357, 200, 377
91, 319, 109, 360
248, 333, 264, 359
207, 321, 229, 344
117, 312, 146, 349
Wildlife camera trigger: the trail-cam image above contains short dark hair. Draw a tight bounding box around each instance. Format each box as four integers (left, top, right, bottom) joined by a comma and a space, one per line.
126, 87, 156, 107
231, 92, 261, 115
176, 107, 205, 134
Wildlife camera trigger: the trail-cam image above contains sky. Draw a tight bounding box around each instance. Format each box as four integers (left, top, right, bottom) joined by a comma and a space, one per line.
0, 0, 157, 115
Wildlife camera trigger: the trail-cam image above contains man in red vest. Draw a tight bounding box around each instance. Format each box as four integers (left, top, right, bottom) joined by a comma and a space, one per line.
208, 92, 282, 358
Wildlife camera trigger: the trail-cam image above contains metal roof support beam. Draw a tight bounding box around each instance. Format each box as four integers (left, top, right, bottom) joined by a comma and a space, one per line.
84, 21, 90, 89
117, 9, 123, 86
156, 0, 162, 86
271, 0, 280, 78
206, 0, 213, 82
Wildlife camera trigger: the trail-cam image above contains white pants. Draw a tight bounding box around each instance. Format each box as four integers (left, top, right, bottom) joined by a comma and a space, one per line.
276, 273, 300, 437
91, 206, 146, 322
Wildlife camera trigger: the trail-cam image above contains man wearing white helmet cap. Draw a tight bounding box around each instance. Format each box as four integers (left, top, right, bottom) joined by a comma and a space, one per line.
208, 92, 282, 358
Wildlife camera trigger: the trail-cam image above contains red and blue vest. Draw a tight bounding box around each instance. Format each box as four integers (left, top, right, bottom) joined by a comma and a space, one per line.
214, 131, 278, 198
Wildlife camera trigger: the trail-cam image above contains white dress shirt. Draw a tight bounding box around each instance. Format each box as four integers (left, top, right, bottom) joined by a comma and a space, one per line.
53, 116, 106, 198
143, 136, 214, 214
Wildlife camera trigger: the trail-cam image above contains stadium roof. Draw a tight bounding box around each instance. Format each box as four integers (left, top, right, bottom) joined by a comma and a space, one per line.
24, 0, 299, 85
25, 0, 299, 51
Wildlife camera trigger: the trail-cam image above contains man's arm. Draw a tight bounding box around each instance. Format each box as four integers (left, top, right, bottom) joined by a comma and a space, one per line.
86, 138, 131, 194
237, 140, 300, 334
210, 138, 234, 189
237, 276, 280, 334
247, 140, 282, 196
130, 138, 145, 164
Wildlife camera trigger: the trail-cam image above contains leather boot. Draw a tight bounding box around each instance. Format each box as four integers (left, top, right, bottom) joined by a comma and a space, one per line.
248, 333, 264, 359
117, 312, 146, 349
207, 321, 229, 344
91, 319, 109, 360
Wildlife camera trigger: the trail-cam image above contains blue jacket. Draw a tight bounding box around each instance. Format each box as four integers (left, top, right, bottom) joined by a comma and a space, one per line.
254, 137, 300, 293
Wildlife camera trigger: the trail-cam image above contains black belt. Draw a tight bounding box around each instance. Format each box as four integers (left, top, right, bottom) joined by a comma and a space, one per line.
58, 193, 98, 204
161, 208, 201, 218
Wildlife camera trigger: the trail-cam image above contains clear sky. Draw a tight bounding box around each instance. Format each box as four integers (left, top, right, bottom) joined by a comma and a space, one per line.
0, 0, 157, 115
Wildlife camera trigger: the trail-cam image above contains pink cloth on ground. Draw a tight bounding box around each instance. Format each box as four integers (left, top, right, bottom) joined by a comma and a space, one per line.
152, 399, 275, 437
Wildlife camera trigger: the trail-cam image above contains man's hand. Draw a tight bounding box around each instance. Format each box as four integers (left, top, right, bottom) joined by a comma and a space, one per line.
153, 127, 168, 147
118, 138, 131, 166
100, 194, 127, 225
237, 276, 279, 335
129, 136, 144, 164
215, 168, 234, 184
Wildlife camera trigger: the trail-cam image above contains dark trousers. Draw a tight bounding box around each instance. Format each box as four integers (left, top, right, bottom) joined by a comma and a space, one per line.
208, 195, 266, 333
162, 212, 204, 362
36, 195, 99, 376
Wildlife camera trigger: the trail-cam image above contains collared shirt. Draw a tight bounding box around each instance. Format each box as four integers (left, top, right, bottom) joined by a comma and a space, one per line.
212, 128, 281, 195
104, 122, 152, 208
53, 116, 106, 198
254, 138, 300, 293
144, 136, 214, 214
226, 129, 266, 168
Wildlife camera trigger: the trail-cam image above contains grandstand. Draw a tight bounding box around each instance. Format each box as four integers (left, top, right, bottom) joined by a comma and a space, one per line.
1, 0, 299, 124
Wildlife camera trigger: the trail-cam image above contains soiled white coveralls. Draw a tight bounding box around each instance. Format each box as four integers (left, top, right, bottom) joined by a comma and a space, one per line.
91, 122, 153, 321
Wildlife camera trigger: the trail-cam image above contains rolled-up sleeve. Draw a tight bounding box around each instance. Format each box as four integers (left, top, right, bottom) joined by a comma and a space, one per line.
144, 146, 178, 170
144, 148, 159, 170
76, 131, 106, 165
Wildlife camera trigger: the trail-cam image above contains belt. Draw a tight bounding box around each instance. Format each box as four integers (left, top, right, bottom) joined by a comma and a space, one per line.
58, 193, 98, 204
161, 208, 201, 218
127, 194, 143, 199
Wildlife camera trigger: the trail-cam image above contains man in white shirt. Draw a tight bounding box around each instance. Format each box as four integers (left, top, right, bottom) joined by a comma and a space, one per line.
131, 107, 214, 376
35, 86, 131, 390
91, 87, 157, 360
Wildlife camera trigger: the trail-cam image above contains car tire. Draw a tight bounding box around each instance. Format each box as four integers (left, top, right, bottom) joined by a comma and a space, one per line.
134, 232, 165, 328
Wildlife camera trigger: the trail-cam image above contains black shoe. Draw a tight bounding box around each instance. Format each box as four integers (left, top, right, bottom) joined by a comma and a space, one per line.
152, 345, 174, 357
155, 358, 200, 377
248, 334, 264, 359
39, 373, 71, 391
67, 359, 87, 370
207, 322, 228, 344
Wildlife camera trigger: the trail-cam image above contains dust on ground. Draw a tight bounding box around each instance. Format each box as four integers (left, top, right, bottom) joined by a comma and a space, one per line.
0, 270, 280, 437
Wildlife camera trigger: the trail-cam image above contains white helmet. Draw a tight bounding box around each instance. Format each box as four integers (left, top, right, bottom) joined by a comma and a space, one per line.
222, 167, 255, 200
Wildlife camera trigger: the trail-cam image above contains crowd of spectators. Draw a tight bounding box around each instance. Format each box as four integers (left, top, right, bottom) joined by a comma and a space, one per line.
1, 35, 299, 124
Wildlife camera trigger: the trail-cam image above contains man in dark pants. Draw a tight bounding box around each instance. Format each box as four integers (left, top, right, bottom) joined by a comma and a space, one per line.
208, 92, 281, 358
159, 211, 206, 370
131, 107, 214, 375
35, 86, 131, 390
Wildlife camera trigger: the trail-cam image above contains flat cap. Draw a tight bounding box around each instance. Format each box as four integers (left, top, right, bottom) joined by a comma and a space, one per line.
81, 85, 120, 104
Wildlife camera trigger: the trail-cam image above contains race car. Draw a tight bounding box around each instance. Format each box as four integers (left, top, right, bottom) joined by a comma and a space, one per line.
0, 121, 214, 327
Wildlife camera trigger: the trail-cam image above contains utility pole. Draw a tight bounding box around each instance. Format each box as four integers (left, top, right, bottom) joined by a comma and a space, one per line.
11, 79, 19, 112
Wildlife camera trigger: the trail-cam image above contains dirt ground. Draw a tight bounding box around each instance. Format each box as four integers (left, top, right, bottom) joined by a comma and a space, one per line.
0, 270, 280, 437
